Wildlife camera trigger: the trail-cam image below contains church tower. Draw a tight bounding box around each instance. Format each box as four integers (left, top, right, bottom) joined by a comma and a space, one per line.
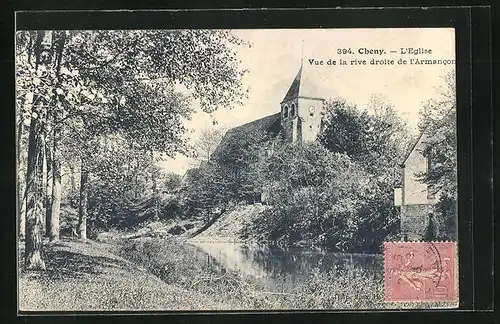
280, 65, 325, 143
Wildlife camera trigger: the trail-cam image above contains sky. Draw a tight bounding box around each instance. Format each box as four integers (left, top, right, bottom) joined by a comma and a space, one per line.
158, 28, 456, 175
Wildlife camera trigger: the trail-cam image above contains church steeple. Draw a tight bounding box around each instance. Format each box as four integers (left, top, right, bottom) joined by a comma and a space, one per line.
281, 66, 302, 104
280, 63, 325, 143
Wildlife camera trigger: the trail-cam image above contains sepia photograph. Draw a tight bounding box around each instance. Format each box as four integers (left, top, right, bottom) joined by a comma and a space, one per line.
16, 27, 458, 311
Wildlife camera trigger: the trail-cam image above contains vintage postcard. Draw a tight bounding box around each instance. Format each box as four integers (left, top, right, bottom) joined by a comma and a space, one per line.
16, 27, 458, 311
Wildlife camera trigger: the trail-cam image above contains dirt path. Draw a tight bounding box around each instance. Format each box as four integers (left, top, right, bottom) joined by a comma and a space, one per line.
18, 239, 231, 311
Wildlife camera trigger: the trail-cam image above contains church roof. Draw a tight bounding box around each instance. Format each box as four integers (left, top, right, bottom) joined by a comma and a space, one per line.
281, 65, 326, 103
211, 113, 281, 160
226, 112, 281, 137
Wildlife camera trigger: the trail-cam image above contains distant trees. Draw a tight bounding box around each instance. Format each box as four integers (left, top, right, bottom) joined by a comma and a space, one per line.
192, 127, 225, 164
181, 127, 266, 222
317, 97, 412, 251
418, 70, 457, 240
16, 29, 247, 269
182, 163, 227, 220
163, 173, 183, 193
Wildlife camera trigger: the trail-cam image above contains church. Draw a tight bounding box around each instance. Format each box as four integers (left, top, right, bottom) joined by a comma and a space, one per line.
210, 64, 327, 205
213, 63, 327, 155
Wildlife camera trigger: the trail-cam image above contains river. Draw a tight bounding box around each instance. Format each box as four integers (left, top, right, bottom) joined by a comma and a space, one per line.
187, 241, 383, 292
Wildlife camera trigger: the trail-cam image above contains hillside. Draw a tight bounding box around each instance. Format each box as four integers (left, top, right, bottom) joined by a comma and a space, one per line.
189, 204, 268, 243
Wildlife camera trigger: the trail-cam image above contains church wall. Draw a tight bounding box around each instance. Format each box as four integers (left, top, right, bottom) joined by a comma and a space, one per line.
297, 97, 324, 142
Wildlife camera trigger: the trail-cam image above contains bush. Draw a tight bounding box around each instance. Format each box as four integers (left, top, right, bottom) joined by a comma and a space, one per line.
242, 141, 398, 253
436, 192, 457, 241
159, 198, 182, 221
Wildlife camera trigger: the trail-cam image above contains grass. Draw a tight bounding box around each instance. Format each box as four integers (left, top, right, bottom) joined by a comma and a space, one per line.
18, 239, 232, 311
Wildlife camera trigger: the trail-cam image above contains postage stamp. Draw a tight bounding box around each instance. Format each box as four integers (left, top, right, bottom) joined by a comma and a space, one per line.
384, 242, 458, 303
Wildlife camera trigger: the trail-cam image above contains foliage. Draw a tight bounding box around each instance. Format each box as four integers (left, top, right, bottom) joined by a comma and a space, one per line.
16, 29, 248, 241
434, 192, 457, 241
318, 99, 372, 161
414, 71, 457, 240
243, 141, 374, 252
418, 71, 457, 198
182, 127, 267, 219
181, 163, 229, 219
424, 214, 436, 241
320, 96, 412, 178
162, 173, 182, 193
159, 198, 182, 221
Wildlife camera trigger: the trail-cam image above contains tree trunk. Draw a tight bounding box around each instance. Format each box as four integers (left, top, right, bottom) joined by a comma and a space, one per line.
69, 164, 76, 207
19, 188, 27, 239
24, 110, 46, 270
44, 138, 53, 236
47, 31, 66, 242
49, 132, 62, 241
24, 30, 50, 271
78, 160, 89, 240
18, 119, 27, 239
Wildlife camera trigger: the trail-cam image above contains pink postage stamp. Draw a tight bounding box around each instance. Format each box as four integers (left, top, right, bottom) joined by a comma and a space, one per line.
384, 242, 458, 303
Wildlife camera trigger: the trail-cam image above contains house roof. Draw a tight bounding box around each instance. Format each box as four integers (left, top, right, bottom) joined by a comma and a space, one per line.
400, 108, 455, 167
212, 113, 281, 159
400, 127, 445, 167
400, 128, 427, 167
281, 65, 326, 104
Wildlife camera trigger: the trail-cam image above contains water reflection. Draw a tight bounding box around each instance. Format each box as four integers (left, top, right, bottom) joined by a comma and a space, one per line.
188, 241, 383, 291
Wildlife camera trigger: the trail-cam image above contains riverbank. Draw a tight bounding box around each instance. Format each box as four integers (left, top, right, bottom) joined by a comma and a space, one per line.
116, 237, 386, 309
18, 239, 233, 311
19, 235, 448, 310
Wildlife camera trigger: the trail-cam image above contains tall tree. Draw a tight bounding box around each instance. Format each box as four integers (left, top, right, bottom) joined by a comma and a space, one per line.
16, 31, 37, 240
417, 71, 457, 240
318, 96, 412, 250
22, 31, 53, 270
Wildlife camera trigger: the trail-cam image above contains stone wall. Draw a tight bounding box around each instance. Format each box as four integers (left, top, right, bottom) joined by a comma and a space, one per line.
400, 204, 430, 241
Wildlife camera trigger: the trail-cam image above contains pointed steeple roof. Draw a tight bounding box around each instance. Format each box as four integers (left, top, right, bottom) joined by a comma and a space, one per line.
281, 66, 303, 103
281, 65, 325, 104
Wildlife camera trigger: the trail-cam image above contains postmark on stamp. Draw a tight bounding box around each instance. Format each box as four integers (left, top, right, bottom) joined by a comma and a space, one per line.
384, 242, 458, 303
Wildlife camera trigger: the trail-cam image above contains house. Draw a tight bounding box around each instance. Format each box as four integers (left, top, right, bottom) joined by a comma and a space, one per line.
394, 129, 441, 241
